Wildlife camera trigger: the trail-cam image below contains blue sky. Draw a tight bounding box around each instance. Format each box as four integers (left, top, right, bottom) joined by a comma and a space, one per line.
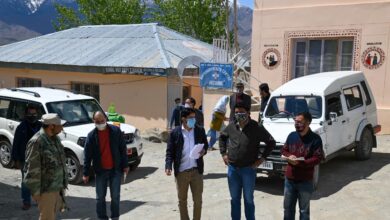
239, 0, 254, 8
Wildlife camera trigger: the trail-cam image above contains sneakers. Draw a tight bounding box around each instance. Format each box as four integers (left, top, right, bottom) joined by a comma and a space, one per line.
208, 147, 218, 151
22, 203, 31, 210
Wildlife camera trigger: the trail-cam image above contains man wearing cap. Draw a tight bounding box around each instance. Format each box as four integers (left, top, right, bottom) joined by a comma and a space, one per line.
229, 82, 252, 122
24, 113, 68, 220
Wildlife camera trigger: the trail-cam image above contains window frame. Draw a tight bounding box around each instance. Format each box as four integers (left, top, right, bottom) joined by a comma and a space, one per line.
16, 77, 42, 87
360, 80, 372, 106
325, 92, 343, 120
343, 85, 364, 111
70, 82, 100, 101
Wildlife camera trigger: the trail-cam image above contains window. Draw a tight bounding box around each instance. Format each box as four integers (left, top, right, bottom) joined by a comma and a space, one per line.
326, 93, 343, 120
8, 100, 44, 122
293, 39, 354, 78
343, 86, 363, 111
265, 96, 322, 119
71, 82, 100, 101
360, 81, 372, 106
0, 98, 10, 118
17, 77, 41, 87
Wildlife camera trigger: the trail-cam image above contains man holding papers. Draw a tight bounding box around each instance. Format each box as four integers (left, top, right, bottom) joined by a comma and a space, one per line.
165, 108, 208, 220
281, 112, 324, 220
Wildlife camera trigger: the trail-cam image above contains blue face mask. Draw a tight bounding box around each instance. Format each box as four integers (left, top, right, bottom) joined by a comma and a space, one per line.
187, 118, 196, 128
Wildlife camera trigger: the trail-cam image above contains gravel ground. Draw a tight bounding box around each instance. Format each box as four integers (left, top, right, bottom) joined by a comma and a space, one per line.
1, 135, 390, 220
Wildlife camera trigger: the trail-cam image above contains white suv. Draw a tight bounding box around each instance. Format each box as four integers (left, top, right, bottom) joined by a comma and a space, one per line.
0, 87, 143, 184
258, 71, 381, 187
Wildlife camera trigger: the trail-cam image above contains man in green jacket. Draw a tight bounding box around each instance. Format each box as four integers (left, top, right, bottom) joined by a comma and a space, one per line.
24, 113, 68, 220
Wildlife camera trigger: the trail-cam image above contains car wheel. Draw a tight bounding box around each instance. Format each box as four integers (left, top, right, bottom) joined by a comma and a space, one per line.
65, 152, 83, 184
355, 128, 373, 160
313, 164, 320, 190
0, 139, 13, 168
130, 159, 141, 171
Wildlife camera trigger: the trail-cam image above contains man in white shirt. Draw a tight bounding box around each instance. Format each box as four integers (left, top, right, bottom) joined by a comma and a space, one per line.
165, 108, 209, 220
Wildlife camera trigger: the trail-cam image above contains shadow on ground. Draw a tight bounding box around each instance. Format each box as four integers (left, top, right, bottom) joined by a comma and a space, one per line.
254, 151, 390, 199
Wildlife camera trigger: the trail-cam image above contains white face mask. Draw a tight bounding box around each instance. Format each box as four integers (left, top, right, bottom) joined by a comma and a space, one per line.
95, 123, 107, 131
184, 103, 191, 108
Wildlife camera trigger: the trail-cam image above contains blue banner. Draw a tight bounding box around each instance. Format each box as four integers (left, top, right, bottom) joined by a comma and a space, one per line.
200, 63, 233, 89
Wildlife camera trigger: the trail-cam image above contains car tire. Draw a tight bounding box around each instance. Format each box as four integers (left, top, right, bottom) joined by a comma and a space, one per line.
0, 139, 14, 168
130, 159, 141, 171
313, 164, 320, 190
355, 128, 373, 160
65, 152, 83, 184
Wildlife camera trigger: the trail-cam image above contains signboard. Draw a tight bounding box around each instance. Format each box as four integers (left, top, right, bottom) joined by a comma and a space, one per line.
199, 63, 233, 89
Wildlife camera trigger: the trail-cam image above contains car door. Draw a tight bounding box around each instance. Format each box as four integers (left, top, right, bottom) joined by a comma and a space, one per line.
0, 98, 11, 131
323, 92, 349, 155
341, 84, 367, 144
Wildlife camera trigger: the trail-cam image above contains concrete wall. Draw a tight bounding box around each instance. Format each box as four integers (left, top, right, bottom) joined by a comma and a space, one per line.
252, 0, 390, 133
0, 68, 168, 131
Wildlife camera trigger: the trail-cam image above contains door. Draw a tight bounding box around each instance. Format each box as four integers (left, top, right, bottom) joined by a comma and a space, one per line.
323, 92, 349, 155
341, 84, 366, 144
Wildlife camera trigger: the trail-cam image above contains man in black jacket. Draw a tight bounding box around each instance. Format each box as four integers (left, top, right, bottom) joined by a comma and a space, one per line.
165, 108, 208, 220
220, 103, 276, 220
83, 111, 129, 220
11, 103, 42, 210
229, 82, 252, 122
258, 83, 271, 123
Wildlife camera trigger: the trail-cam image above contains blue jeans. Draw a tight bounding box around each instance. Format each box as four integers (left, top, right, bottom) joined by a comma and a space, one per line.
208, 129, 217, 148
95, 169, 122, 219
283, 178, 313, 220
227, 165, 256, 220
21, 167, 31, 205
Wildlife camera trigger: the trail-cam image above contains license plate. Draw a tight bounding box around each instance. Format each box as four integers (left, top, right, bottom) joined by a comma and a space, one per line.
127, 148, 133, 155
259, 161, 273, 170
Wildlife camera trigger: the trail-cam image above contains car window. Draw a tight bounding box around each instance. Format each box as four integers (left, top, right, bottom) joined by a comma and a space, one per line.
326, 94, 343, 120
265, 96, 322, 119
343, 86, 364, 111
0, 98, 10, 118
8, 100, 45, 122
360, 81, 372, 106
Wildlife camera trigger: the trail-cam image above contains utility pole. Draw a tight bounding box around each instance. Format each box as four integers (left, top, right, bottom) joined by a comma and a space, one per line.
225, 0, 230, 59
233, 0, 239, 56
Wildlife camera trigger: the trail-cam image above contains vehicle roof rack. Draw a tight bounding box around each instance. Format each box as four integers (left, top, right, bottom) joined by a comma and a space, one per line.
8, 88, 41, 98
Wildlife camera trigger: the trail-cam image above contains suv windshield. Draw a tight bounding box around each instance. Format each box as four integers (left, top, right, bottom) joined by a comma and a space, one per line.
46, 99, 103, 126
265, 96, 322, 119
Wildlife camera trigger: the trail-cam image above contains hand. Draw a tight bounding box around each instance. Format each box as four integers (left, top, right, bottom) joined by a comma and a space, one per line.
252, 158, 265, 168
82, 176, 89, 184
222, 155, 230, 165
165, 169, 172, 176
287, 155, 299, 166
32, 195, 40, 202
123, 167, 129, 175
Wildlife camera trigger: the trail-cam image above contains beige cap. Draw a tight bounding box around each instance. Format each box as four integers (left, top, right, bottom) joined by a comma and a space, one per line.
41, 113, 66, 125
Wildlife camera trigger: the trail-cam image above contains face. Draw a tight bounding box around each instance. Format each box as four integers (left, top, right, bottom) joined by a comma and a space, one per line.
294, 115, 309, 132
93, 112, 107, 125
184, 113, 196, 128
234, 107, 249, 123
236, 86, 244, 94
50, 124, 63, 135
260, 90, 267, 98
25, 108, 38, 123
175, 100, 181, 105
185, 99, 194, 108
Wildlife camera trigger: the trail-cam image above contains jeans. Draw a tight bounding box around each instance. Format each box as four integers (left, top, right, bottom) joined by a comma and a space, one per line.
208, 129, 217, 148
95, 169, 122, 219
227, 165, 256, 220
283, 178, 314, 220
21, 167, 31, 205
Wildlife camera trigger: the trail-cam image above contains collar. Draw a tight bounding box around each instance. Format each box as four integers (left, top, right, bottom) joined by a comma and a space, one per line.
181, 125, 193, 132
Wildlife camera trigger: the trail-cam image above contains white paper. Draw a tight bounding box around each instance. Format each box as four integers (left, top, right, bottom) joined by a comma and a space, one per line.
190, 144, 204, 159
281, 155, 305, 161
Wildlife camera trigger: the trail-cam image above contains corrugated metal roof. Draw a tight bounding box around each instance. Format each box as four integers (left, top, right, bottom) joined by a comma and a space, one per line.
0, 23, 214, 71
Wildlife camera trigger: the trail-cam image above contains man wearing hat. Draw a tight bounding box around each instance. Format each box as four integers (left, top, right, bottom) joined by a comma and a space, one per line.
229, 82, 252, 122
24, 113, 68, 220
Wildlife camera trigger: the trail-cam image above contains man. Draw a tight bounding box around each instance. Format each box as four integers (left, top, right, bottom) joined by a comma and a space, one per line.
23, 113, 67, 220
258, 83, 271, 123
229, 82, 252, 122
184, 97, 204, 127
281, 112, 323, 220
11, 104, 42, 210
83, 111, 129, 220
220, 103, 276, 220
170, 98, 183, 129
165, 108, 208, 220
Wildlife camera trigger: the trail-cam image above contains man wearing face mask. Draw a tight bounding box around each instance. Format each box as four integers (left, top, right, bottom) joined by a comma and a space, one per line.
165, 108, 208, 220
220, 103, 275, 220
184, 97, 204, 127
281, 112, 323, 220
229, 82, 252, 122
11, 103, 42, 210
83, 111, 129, 220
24, 113, 68, 219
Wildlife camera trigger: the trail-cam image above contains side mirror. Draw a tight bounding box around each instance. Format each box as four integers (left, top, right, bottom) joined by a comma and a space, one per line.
329, 112, 338, 122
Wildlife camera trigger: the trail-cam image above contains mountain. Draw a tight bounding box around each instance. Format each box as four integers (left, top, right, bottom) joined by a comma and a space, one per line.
0, 0, 252, 48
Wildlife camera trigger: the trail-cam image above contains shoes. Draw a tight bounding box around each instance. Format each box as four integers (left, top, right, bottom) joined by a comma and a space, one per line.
208, 147, 218, 151
22, 203, 31, 210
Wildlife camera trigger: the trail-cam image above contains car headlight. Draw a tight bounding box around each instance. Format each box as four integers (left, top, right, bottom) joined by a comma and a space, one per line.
77, 137, 86, 147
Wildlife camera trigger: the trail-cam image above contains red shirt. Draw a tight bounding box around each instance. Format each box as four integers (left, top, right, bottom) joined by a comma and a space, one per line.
98, 129, 114, 169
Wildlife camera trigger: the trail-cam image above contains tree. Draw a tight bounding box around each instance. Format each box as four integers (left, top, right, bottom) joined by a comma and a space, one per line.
152, 0, 227, 43
53, 0, 146, 31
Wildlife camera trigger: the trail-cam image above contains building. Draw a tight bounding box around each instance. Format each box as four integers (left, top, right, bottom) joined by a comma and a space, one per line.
0, 23, 212, 131
250, 0, 390, 133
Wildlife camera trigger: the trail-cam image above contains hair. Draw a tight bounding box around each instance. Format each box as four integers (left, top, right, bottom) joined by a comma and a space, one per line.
180, 108, 196, 121
236, 82, 244, 88
234, 102, 250, 112
259, 83, 270, 94
187, 97, 196, 106
25, 103, 38, 114
296, 112, 312, 123
92, 111, 107, 120
174, 98, 181, 102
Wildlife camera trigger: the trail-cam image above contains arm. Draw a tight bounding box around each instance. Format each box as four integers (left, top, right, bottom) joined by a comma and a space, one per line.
83, 134, 93, 177
11, 126, 23, 162
118, 128, 128, 170
258, 125, 276, 159
170, 109, 176, 128
165, 131, 175, 171
24, 139, 41, 196
219, 126, 229, 156
200, 127, 208, 156
296, 139, 323, 168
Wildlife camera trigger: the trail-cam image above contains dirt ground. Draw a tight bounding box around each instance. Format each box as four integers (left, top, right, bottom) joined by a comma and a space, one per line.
1, 135, 390, 220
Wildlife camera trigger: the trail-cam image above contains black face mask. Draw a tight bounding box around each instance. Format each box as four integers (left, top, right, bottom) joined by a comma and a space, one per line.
295, 122, 305, 132
26, 115, 38, 124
